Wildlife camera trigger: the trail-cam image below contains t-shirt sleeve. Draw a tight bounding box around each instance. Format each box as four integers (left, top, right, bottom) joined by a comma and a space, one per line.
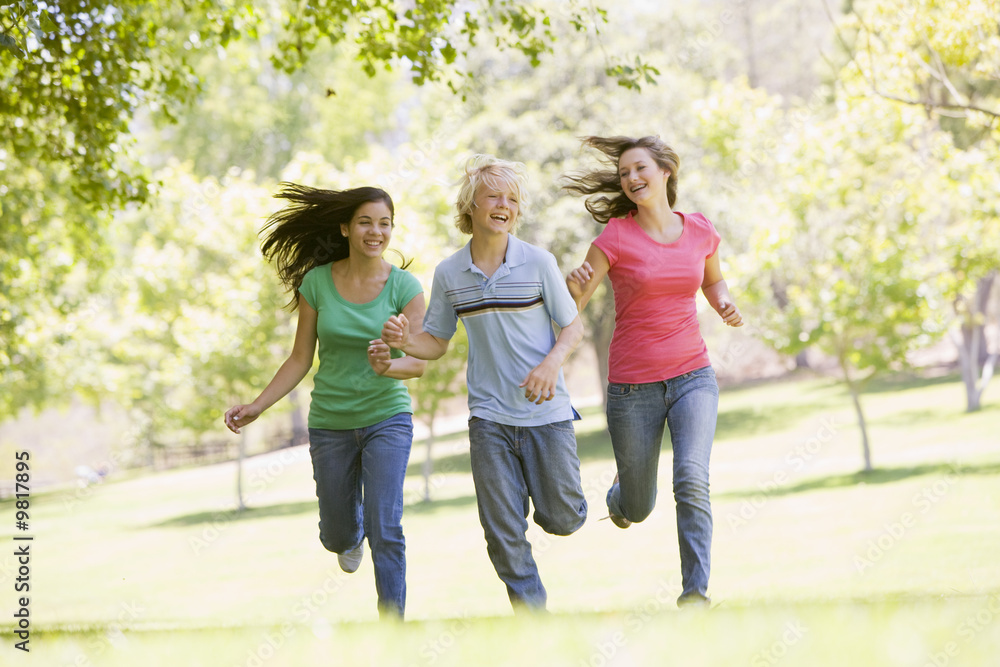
299, 266, 319, 310
699, 214, 722, 258
394, 267, 424, 311
540, 252, 579, 328
420, 266, 457, 341
591, 218, 621, 267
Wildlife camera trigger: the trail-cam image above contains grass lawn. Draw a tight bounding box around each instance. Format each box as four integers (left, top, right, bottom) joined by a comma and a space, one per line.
1, 372, 998, 665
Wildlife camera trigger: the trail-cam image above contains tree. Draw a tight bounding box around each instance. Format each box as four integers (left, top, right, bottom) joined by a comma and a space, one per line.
743, 95, 944, 471
830, 0, 1000, 411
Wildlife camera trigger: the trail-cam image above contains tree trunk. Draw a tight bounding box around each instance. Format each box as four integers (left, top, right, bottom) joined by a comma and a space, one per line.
236, 429, 247, 512
289, 388, 307, 445
839, 355, 872, 472
957, 273, 998, 412
584, 287, 616, 415
422, 418, 435, 502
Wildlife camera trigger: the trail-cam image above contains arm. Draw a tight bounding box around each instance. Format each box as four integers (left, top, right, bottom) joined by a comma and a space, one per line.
381, 313, 451, 360
224, 294, 318, 433
519, 315, 585, 404
701, 249, 743, 327
566, 244, 611, 312
367, 293, 429, 379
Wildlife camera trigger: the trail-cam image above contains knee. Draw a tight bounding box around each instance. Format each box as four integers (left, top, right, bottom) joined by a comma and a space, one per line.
535, 501, 588, 536
672, 476, 710, 506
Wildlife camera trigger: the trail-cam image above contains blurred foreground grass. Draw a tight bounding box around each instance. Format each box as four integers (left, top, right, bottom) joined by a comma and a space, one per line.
1, 372, 997, 665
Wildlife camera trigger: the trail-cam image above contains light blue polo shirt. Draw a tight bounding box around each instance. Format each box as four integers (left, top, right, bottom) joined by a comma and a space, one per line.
422, 234, 579, 427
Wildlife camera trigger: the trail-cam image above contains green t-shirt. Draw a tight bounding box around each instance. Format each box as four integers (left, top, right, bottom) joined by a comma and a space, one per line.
299, 263, 423, 430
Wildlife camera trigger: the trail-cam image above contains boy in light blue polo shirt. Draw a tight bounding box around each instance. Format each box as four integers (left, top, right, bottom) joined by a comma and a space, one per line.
381, 154, 588, 612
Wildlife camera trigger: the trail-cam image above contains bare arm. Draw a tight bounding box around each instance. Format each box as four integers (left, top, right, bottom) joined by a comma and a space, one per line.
701, 249, 743, 327
367, 293, 429, 379
566, 244, 611, 312
519, 315, 585, 404
381, 313, 451, 360
224, 294, 318, 433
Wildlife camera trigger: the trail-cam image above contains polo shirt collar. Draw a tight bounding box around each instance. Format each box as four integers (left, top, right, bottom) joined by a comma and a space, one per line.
460, 233, 526, 273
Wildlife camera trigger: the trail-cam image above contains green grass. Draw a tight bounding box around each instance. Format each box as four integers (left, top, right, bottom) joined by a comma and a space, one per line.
1, 372, 998, 665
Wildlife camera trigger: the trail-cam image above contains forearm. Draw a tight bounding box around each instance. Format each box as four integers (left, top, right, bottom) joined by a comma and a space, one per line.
702, 279, 734, 313
545, 318, 584, 369
400, 331, 450, 360
378, 355, 427, 380
251, 356, 312, 412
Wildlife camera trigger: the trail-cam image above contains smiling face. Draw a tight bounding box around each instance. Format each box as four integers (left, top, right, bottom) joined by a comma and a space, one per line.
619, 146, 671, 207
341, 200, 393, 259
469, 180, 520, 238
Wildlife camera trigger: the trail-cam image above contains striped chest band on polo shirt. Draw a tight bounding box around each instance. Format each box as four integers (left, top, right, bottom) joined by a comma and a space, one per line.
449, 283, 544, 318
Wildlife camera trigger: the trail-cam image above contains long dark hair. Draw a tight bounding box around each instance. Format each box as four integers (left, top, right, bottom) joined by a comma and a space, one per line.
259, 183, 407, 309
563, 135, 681, 224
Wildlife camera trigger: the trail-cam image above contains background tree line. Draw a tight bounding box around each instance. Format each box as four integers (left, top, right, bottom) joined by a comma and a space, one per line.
2, 0, 997, 476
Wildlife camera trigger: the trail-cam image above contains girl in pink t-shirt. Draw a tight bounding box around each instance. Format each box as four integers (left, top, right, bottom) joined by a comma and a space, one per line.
564, 135, 743, 608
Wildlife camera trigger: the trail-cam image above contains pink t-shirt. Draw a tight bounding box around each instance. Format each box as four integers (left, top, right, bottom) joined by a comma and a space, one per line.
593, 211, 721, 384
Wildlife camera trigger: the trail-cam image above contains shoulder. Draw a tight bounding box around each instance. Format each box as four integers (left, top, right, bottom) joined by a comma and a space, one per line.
302, 263, 331, 287
390, 264, 422, 288
682, 212, 716, 232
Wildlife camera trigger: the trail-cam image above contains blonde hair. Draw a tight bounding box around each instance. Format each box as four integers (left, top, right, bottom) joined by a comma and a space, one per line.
454, 154, 530, 234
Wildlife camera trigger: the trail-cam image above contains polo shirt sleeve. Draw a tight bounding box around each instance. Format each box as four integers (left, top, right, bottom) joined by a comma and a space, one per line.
591, 218, 621, 267
421, 265, 457, 340
540, 252, 579, 328
299, 265, 320, 310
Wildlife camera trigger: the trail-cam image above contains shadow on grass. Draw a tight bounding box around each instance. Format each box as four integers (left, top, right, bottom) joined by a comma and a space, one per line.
404, 494, 478, 514
153, 500, 317, 528
716, 460, 1000, 501
860, 371, 961, 394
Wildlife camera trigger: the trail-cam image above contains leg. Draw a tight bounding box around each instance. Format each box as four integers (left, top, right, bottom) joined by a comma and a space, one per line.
359, 413, 412, 619
605, 382, 669, 523
308, 427, 364, 555
519, 421, 587, 536
468, 418, 546, 612
665, 367, 718, 604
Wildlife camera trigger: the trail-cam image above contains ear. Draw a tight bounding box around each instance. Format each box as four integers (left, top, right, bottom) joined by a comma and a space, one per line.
341, 224, 349, 238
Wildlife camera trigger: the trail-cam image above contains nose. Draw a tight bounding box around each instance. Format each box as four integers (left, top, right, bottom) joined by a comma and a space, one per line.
496, 195, 510, 207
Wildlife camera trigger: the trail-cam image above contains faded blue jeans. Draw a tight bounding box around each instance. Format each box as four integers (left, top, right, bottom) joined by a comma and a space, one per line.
308, 412, 412, 619
605, 366, 718, 604
468, 417, 588, 613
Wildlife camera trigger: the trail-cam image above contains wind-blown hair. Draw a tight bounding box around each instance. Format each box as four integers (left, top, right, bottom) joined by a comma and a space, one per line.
563, 136, 680, 224
259, 183, 405, 309
454, 154, 530, 234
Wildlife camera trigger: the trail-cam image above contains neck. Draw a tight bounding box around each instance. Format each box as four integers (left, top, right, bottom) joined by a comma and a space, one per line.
470, 232, 510, 266
341, 254, 388, 279
633, 196, 675, 230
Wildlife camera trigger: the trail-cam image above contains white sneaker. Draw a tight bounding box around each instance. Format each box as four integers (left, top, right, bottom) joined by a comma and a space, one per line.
338, 542, 364, 573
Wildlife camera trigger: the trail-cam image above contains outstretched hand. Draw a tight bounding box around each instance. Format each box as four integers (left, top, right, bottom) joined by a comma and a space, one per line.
717, 300, 743, 327
224, 403, 262, 434
566, 261, 595, 301
519, 359, 559, 405
381, 313, 410, 349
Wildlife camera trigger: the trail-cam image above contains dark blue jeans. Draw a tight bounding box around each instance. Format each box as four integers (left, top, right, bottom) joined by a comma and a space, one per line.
605, 366, 718, 603
308, 412, 412, 619
468, 417, 588, 612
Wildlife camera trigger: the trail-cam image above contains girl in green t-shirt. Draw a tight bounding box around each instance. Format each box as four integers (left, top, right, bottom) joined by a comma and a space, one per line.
224, 183, 425, 620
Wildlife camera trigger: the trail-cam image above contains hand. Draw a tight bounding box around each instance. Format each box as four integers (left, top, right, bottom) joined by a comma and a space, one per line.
566, 261, 594, 301
381, 313, 410, 349
519, 359, 559, 405
224, 402, 263, 434
367, 339, 392, 376
717, 300, 743, 327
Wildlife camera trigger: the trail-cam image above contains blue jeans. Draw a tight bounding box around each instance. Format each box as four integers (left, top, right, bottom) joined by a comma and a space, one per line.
605, 366, 718, 603
308, 412, 412, 619
468, 418, 588, 612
